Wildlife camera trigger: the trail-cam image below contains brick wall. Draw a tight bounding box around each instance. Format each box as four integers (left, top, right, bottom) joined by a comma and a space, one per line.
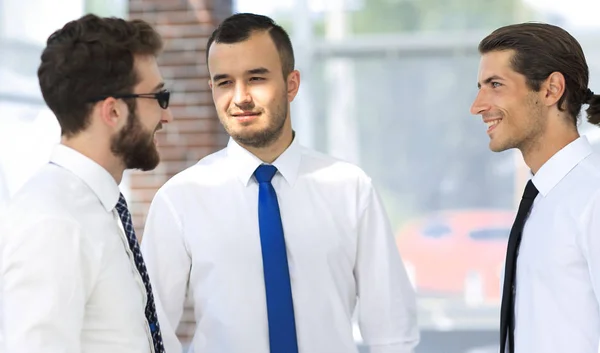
128, 0, 233, 345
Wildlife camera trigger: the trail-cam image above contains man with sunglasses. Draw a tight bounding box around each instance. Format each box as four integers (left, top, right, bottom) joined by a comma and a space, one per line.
0, 14, 172, 353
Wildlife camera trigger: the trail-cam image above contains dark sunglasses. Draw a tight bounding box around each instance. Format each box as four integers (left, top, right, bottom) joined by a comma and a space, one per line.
88, 89, 170, 109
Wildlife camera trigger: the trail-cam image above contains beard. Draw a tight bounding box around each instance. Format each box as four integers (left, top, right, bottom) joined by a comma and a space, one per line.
222, 92, 289, 149
111, 108, 161, 171
518, 94, 546, 150
490, 93, 546, 153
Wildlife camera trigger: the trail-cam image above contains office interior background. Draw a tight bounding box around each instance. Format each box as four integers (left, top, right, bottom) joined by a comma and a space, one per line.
1, 0, 600, 352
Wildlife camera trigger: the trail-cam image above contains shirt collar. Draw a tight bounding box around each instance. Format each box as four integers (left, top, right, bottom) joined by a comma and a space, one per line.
532, 136, 593, 197
227, 134, 302, 187
49, 144, 121, 212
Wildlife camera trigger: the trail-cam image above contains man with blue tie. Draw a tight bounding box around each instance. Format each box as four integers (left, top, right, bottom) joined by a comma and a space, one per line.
0, 14, 173, 353
141, 12, 419, 353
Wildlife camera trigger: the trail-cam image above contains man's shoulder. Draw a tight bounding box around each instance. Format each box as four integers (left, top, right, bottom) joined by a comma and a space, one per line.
6, 165, 84, 224
584, 150, 600, 171
157, 147, 229, 191
572, 151, 600, 187
299, 145, 372, 183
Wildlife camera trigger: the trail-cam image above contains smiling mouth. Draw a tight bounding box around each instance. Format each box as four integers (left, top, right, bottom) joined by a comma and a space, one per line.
486, 119, 502, 128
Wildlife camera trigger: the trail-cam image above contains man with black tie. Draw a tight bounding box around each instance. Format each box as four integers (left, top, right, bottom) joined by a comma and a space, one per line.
470, 22, 600, 353
0, 14, 173, 353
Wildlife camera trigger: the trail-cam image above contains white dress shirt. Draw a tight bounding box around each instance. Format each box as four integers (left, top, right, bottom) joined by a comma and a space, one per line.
141, 136, 419, 353
0, 144, 154, 353
513, 136, 600, 353
0, 164, 9, 212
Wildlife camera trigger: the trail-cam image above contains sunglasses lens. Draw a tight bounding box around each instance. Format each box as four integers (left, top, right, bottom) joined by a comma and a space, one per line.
158, 91, 170, 109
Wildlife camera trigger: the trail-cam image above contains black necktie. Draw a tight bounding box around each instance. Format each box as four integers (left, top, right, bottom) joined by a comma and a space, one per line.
115, 193, 164, 353
500, 180, 538, 353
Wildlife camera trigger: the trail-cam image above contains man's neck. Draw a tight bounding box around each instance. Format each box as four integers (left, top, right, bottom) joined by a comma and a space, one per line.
521, 129, 579, 175
61, 136, 125, 184
242, 129, 294, 164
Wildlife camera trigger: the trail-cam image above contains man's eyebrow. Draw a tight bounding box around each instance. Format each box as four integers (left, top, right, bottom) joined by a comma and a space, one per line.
212, 73, 229, 81
212, 68, 270, 82
247, 67, 270, 75
152, 82, 165, 91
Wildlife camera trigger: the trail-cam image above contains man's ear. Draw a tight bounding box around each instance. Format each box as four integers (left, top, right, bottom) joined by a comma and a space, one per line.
98, 97, 127, 130
542, 71, 566, 108
286, 70, 301, 102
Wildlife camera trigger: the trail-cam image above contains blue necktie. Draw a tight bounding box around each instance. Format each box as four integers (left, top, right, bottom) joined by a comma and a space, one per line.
115, 193, 164, 353
254, 165, 299, 353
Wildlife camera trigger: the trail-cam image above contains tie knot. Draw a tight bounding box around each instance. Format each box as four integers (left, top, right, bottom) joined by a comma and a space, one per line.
254, 164, 278, 183
523, 180, 539, 200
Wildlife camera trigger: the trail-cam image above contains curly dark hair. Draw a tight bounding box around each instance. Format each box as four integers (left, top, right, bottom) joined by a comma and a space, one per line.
37, 14, 163, 137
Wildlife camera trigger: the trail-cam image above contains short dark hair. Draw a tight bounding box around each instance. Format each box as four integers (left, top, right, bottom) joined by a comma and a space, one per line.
37, 14, 163, 137
206, 13, 295, 78
478, 22, 600, 126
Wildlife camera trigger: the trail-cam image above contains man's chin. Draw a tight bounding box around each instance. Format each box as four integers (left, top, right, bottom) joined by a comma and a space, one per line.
489, 139, 512, 153
138, 164, 159, 172
130, 160, 159, 171
233, 134, 277, 149
125, 152, 160, 171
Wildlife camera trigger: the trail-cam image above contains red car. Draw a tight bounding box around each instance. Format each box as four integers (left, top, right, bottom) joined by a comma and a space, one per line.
396, 209, 515, 305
